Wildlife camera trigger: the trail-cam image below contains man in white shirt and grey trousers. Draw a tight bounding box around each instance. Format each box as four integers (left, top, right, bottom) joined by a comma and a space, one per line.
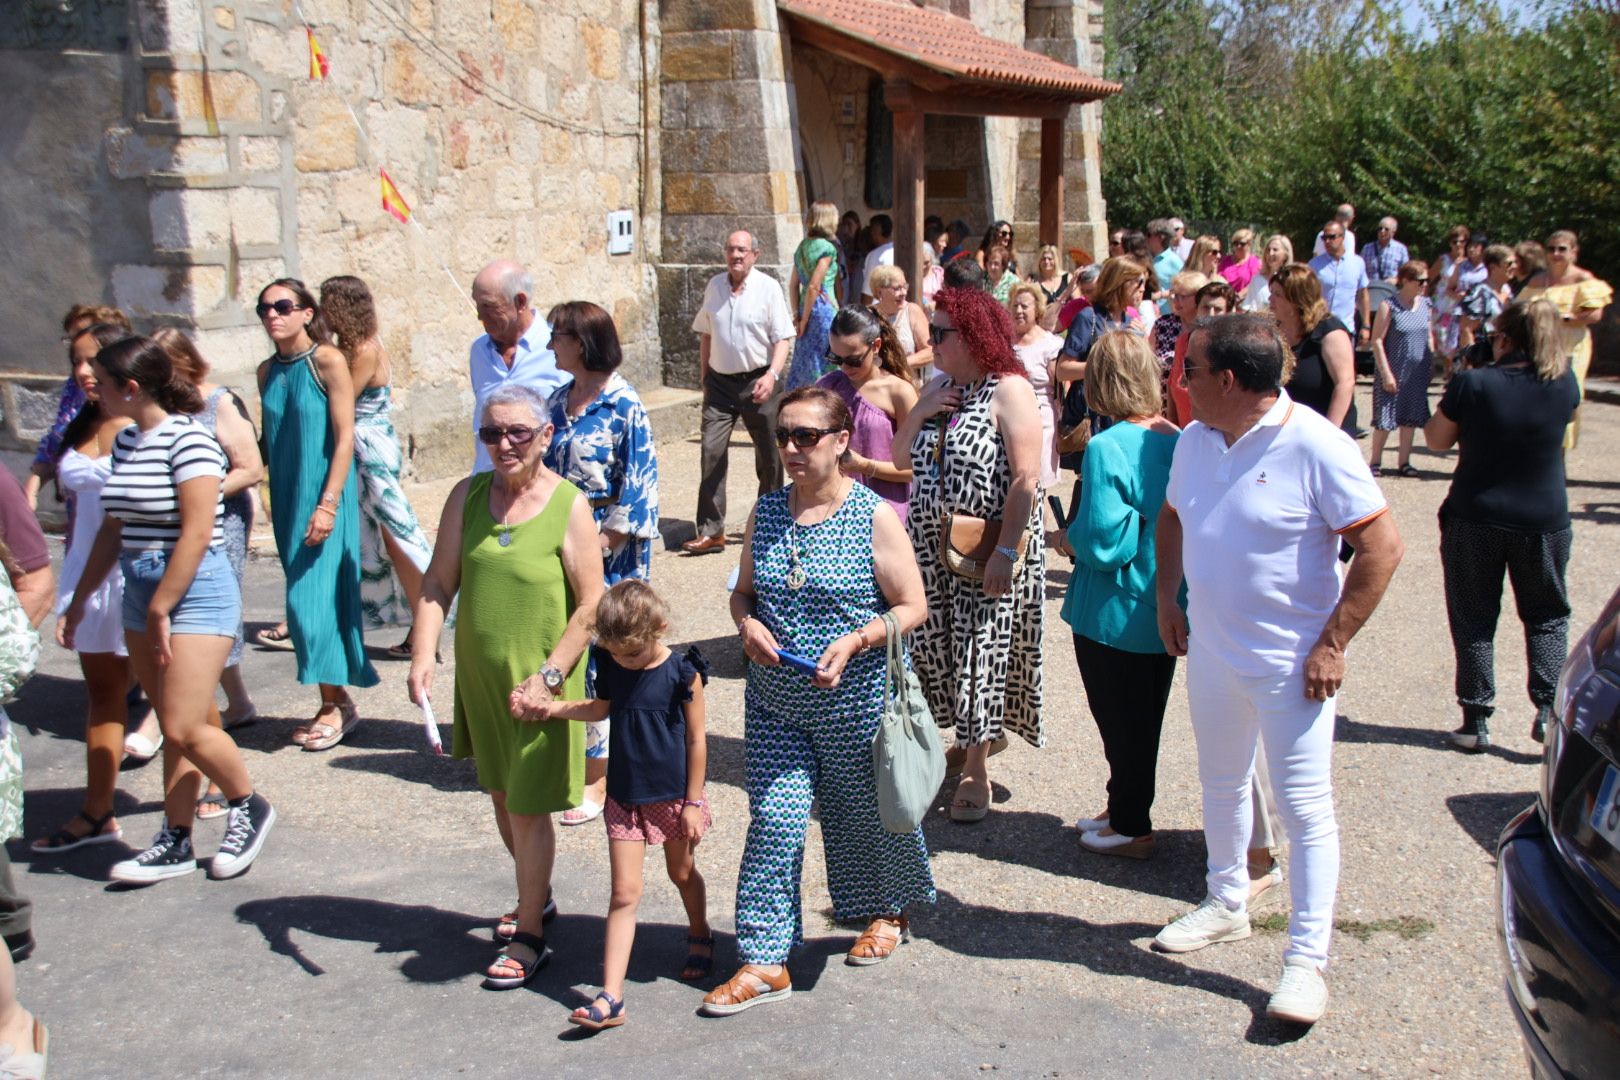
682, 231, 796, 555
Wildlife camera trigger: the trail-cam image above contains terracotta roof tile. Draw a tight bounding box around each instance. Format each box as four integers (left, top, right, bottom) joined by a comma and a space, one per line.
778, 0, 1121, 101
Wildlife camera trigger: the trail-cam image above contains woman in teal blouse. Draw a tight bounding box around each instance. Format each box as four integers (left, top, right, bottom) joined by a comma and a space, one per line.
786, 200, 842, 390
1056, 330, 1181, 859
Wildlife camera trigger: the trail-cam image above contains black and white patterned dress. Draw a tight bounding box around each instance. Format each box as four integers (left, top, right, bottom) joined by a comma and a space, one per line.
906, 376, 1045, 748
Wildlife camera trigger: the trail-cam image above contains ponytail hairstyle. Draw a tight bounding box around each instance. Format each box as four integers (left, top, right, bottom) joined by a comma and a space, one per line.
150, 328, 211, 386
1496, 299, 1566, 381
94, 335, 205, 415
56, 323, 131, 459
829, 305, 915, 385
257, 277, 333, 346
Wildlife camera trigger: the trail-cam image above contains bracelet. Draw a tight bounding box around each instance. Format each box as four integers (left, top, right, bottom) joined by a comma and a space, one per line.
737, 614, 753, 635
319, 492, 338, 506
312, 504, 336, 517
855, 625, 871, 651
682, 799, 706, 809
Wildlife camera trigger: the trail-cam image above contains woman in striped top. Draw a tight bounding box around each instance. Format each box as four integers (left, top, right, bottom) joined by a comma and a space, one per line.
62, 336, 276, 884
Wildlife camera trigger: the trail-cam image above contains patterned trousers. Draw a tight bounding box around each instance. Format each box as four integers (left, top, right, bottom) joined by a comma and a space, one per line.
734, 700, 936, 965
1440, 516, 1573, 715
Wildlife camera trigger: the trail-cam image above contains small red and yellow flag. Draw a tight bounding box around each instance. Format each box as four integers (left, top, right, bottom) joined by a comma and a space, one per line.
380, 168, 411, 224
307, 28, 330, 81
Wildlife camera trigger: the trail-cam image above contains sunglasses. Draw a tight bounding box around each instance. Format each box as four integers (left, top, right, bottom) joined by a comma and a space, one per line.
1323, 233, 1344, 240
774, 425, 842, 449
477, 425, 539, 446
1548, 245, 1571, 253
824, 345, 871, 368
1411, 277, 1430, 284
929, 325, 957, 345
256, 299, 304, 319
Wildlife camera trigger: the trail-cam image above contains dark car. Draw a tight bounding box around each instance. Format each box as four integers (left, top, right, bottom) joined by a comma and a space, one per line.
1497, 584, 1620, 1078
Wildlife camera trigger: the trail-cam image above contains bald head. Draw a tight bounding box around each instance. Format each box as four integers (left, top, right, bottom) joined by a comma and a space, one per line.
471, 259, 534, 348
1334, 204, 1355, 224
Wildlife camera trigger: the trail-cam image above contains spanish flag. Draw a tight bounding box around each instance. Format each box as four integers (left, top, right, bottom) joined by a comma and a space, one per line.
307, 28, 330, 81
380, 168, 411, 224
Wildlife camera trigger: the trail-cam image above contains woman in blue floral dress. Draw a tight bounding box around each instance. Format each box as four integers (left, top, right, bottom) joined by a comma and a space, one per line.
544, 301, 660, 824
787, 200, 841, 391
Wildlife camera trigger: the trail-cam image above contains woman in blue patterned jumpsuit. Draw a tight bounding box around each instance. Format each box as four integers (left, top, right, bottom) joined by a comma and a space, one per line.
704, 386, 934, 1017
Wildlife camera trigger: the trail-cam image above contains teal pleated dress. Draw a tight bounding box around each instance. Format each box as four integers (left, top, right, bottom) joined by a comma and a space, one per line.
261, 346, 379, 689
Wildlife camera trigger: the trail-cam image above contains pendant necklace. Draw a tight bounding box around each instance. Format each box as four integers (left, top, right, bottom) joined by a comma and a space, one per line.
785, 488, 808, 590
494, 488, 515, 548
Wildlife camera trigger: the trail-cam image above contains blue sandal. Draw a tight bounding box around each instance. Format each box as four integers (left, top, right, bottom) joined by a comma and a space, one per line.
681, 934, 715, 980
482, 931, 550, 990
568, 991, 625, 1030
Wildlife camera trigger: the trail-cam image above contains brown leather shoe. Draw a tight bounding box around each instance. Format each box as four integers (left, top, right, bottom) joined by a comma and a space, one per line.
847, 915, 910, 966
700, 965, 791, 1016
682, 534, 727, 555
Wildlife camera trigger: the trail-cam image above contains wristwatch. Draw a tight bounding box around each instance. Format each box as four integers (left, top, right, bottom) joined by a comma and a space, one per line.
539, 664, 565, 693
993, 544, 1020, 563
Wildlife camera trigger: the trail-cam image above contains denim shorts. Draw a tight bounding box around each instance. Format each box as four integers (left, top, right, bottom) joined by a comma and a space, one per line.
120, 547, 242, 637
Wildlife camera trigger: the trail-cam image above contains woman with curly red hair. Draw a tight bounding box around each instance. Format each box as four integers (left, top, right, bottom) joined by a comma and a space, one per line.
892, 287, 1045, 822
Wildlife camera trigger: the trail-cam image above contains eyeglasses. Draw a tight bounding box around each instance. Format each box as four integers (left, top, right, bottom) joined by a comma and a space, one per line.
929, 325, 957, 345
1548, 245, 1571, 253
1323, 232, 1344, 241
550, 329, 576, 339
997, 229, 1013, 238
773, 426, 842, 449
1233, 240, 1249, 247
1410, 277, 1430, 284
255, 299, 304, 319
824, 344, 872, 368
477, 425, 539, 446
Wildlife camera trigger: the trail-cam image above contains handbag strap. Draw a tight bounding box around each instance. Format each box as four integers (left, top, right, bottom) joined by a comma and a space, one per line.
881, 610, 906, 722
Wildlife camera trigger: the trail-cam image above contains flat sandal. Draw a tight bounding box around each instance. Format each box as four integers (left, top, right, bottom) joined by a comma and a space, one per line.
847, 915, 909, 966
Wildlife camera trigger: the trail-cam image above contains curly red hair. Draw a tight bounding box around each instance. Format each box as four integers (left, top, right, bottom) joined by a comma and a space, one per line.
933, 286, 1022, 378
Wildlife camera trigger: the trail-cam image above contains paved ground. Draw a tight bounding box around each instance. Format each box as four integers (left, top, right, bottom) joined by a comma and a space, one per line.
9, 380, 1617, 1077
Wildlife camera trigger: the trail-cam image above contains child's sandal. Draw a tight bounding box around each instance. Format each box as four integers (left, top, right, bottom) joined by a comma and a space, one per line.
482, 931, 550, 990
568, 991, 625, 1031
680, 934, 715, 980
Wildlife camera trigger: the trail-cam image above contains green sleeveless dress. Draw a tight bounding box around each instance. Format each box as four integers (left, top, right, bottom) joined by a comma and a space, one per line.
261, 346, 379, 689
452, 472, 585, 814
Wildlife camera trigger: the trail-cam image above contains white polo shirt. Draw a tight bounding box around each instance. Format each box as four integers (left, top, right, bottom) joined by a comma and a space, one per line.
1166, 391, 1387, 676
691, 267, 796, 376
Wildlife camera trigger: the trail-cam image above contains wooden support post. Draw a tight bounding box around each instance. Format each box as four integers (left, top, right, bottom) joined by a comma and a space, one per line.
1039, 114, 1065, 249
891, 104, 926, 301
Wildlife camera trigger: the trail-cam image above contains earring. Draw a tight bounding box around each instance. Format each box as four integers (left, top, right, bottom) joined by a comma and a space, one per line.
123, 392, 135, 402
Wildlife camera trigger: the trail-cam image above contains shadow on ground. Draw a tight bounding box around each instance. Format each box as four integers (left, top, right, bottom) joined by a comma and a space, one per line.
1336, 713, 1543, 764
1446, 791, 1534, 854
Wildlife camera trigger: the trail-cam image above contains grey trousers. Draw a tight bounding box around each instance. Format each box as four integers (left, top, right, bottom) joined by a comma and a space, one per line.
696, 368, 783, 538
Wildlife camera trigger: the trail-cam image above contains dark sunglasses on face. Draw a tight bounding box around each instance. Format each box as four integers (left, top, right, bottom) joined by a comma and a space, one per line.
929, 325, 957, 345
825, 345, 871, 368
1323, 232, 1343, 241
477, 425, 538, 446
774, 426, 842, 449
256, 299, 304, 318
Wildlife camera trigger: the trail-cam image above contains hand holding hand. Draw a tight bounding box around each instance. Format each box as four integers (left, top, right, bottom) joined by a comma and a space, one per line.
508, 674, 555, 721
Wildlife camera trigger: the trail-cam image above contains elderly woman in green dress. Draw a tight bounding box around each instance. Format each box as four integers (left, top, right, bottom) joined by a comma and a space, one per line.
408, 384, 604, 989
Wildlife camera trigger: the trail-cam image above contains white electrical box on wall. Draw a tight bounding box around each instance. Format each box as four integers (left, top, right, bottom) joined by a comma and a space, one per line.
607, 211, 634, 255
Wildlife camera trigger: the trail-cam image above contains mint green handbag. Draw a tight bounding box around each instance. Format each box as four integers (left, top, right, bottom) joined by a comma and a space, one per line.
872, 611, 944, 833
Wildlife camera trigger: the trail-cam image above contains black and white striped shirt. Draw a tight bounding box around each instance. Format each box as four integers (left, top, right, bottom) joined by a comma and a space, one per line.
101, 415, 226, 550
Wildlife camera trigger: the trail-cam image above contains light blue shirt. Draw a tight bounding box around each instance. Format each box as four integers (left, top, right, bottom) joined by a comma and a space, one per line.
1307, 251, 1368, 328
1359, 238, 1410, 282
468, 313, 564, 473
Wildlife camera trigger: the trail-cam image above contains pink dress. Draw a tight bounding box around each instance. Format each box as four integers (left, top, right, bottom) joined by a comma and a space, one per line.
817, 370, 910, 521
1013, 331, 1063, 487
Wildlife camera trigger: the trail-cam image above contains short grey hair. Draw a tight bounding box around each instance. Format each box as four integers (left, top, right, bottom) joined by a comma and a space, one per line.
496, 264, 533, 305
1146, 218, 1175, 244
1076, 264, 1102, 285
727, 231, 760, 254
1380, 216, 1398, 232
1168, 217, 1185, 232
481, 384, 551, 426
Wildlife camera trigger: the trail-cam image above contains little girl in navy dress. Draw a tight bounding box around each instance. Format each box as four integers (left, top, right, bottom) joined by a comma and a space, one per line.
540, 580, 711, 1031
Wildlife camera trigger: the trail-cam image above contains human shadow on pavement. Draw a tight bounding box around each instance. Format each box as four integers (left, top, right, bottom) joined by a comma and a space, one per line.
13, 786, 155, 882
1335, 714, 1543, 764
677, 634, 747, 680
919, 805, 1206, 905
6, 673, 92, 742
235, 894, 505, 983
915, 888, 1282, 1038
1445, 791, 1534, 855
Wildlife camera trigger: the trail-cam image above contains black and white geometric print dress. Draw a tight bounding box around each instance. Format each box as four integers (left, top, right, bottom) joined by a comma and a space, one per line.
906, 376, 1046, 749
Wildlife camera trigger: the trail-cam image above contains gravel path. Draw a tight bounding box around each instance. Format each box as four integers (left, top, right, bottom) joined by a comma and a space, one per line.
10, 379, 1614, 1076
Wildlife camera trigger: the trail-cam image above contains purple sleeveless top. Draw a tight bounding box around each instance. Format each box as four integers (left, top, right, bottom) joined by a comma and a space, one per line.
817, 369, 910, 522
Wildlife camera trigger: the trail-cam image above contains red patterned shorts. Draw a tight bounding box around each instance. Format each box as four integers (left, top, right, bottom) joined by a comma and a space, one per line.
603, 795, 711, 845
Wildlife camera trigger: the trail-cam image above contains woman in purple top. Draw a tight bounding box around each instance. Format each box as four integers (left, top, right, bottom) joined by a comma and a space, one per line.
815, 307, 918, 521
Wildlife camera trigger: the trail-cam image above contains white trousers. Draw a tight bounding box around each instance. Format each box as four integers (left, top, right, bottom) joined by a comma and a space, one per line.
1188, 647, 1339, 967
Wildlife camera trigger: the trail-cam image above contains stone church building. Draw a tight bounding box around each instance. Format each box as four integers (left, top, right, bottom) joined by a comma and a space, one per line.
0, 0, 1115, 478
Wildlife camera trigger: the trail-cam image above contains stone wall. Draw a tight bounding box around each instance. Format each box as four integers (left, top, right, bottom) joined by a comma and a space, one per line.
657, 0, 803, 389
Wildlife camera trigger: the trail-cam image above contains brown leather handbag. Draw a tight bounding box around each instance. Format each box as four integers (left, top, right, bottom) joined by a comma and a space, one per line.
941, 511, 1027, 582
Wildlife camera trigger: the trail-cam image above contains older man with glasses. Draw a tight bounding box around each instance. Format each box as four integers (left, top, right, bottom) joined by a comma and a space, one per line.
683, 230, 796, 555
468, 260, 565, 474
1360, 217, 1409, 283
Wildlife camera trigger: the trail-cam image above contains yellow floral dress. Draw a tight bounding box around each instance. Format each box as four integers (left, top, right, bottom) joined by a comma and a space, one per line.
1517, 276, 1613, 449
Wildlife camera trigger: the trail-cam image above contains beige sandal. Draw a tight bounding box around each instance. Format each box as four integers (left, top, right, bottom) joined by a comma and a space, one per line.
302, 701, 360, 752
950, 777, 990, 823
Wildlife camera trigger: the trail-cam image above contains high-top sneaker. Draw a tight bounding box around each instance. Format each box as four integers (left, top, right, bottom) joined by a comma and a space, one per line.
1451, 707, 1492, 753
1531, 703, 1554, 744
110, 822, 197, 884
209, 792, 277, 880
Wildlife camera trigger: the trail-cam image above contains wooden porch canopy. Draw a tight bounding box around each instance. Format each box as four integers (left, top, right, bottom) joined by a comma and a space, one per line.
777, 0, 1121, 293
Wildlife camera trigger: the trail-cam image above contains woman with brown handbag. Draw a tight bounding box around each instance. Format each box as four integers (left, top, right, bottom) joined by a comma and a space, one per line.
892, 286, 1045, 823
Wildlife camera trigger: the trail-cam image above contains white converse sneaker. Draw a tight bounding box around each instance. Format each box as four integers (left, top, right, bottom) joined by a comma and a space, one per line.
1266, 957, 1328, 1024
1152, 896, 1250, 953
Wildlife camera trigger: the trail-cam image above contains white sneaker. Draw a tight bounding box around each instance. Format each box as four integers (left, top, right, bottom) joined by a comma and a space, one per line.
1266, 957, 1328, 1024
1152, 896, 1250, 953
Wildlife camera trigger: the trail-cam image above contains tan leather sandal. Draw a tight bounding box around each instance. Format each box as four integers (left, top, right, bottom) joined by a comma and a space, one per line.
846, 914, 910, 966
699, 965, 791, 1016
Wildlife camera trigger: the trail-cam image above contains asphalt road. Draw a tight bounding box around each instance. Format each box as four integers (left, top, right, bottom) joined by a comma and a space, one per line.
8, 379, 1617, 1077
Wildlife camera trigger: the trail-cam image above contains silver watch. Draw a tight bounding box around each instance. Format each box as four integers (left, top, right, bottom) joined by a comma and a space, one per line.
993, 544, 1020, 563
539, 664, 565, 692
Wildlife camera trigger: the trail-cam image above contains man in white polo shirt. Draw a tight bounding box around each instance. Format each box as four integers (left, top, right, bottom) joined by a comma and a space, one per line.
1151, 314, 1403, 1026
683, 230, 795, 554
